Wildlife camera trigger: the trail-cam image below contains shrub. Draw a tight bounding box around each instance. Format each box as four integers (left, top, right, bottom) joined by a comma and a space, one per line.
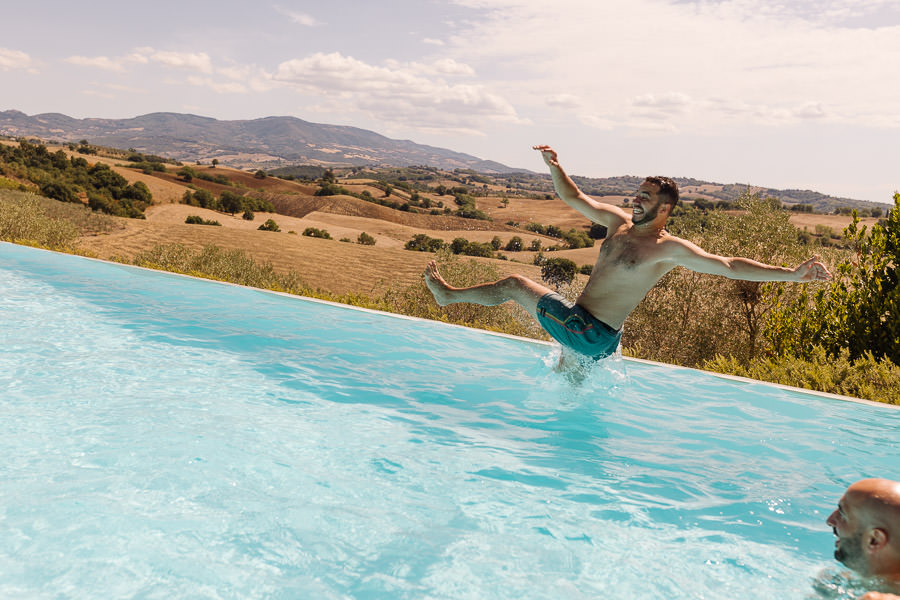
540, 257, 577, 287
177, 166, 196, 182
766, 194, 900, 364
357, 232, 376, 245
405, 233, 446, 252
242, 210, 254, 221
504, 236, 523, 251
302, 227, 331, 239
185, 215, 221, 226
130, 244, 304, 292
703, 346, 900, 405
219, 190, 244, 215
258, 219, 280, 232
0, 192, 80, 249
561, 228, 594, 249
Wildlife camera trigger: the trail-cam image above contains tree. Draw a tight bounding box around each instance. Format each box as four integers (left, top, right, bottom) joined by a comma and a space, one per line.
541, 258, 577, 287
766, 193, 900, 364
211, 158, 219, 168
219, 190, 244, 215
177, 166, 196, 182
39, 181, 77, 203
254, 170, 266, 179
302, 227, 331, 239
193, 189, 215, 209
357, 232, 376, 245
405, 233, 446, 252
504, 236, 523, 251
258, 219, 280, 232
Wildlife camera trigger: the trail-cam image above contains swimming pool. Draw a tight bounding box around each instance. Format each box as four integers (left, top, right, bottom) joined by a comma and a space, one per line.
1, 241, 898, 599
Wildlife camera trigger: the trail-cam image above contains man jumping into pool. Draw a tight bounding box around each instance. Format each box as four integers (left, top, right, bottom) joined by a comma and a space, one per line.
423, 144, 833, 362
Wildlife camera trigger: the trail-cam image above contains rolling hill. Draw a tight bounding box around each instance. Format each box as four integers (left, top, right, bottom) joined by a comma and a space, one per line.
0, 110, 518, 173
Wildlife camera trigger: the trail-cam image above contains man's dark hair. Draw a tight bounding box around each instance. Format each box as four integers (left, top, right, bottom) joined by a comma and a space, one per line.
644, 176, 679, 207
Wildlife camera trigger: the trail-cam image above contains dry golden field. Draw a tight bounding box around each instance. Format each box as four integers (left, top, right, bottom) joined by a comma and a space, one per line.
7, 139, 874, 297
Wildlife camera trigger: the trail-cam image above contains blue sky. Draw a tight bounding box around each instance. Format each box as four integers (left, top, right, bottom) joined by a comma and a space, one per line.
2, 0, 898, 203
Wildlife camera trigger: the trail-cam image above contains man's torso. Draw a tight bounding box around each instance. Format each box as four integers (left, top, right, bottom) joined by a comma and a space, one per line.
575, 223, 676, 329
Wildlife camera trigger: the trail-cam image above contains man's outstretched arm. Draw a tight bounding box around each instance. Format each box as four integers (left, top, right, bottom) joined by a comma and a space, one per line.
533, 145, 628, 228
665, 237, 833, 282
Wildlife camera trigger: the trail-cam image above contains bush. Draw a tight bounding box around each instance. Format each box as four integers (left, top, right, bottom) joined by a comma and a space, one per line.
131, 244, 304, 293
766, 194, 900, 364
357, 232, 376, 245
541, 257, 577, 287
302, 227, 331, 239
185, 215, 221, 226
405, 233, 446, 252
561, 228, 594, 249
0, 192, 81, 249
315, 182, 349, 197
258, 219, 280, 232
242, 210, 254, 221
504, 236, 523, 251
703, 346, 900, 405
219, 190, 244, 215
177, 166, 197, 182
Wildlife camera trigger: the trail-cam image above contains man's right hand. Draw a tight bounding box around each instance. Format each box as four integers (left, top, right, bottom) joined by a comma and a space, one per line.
533, 145, 559, 168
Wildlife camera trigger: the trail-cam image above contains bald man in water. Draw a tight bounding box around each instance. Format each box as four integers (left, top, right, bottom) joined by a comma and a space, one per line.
424, 145, 832, 363
827, 478, 900, 600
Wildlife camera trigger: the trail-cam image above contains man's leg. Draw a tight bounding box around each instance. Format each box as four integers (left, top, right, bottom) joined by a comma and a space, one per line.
424, 260, 551, 318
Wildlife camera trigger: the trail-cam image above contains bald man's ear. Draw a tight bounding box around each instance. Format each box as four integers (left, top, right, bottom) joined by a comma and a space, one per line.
866, 528, 888, 553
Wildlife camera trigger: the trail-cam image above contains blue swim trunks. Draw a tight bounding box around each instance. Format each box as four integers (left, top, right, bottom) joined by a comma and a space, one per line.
536, 293, 622, 360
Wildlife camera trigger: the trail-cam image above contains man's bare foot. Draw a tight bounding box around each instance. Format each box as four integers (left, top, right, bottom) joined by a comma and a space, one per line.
423, 260, 455, 306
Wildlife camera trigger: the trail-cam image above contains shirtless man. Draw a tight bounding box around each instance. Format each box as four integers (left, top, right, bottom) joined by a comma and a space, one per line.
423, 144, 832, 361
827, 479, 900, 600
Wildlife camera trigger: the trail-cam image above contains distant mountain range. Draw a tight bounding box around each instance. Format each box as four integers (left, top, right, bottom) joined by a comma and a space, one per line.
0, 110, 517, 173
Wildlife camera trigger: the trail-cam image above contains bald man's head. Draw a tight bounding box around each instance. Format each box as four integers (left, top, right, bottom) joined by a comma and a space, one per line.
827, 479, 900, 586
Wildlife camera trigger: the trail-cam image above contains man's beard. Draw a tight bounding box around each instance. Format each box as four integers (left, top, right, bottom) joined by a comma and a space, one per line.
835, 530, 865, 570
632, 204, 658, 224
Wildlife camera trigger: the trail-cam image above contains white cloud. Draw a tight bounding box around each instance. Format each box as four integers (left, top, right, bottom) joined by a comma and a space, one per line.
273, 52, 521, 134
147, 50, 213, 73
546, 94, 582, 109
444, 0, 900, 133
385, 57, 476, 76
0, 47, 37, 72
66, 55, 126, 72
423, 38, 446, 46
64, 48, 214, 74
274, 5, 320, 26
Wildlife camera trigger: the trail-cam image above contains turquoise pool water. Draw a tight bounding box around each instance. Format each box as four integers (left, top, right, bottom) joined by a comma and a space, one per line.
1, 242, 898, 599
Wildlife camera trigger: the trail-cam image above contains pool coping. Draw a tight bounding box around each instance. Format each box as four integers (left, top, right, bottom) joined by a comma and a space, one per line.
4, 241, 897, 411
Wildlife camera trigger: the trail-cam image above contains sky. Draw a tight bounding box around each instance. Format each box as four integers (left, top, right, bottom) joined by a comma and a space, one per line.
1, 0, 898, 203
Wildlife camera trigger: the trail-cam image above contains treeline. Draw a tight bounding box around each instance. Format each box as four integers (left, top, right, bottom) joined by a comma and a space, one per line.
180, 188, 274, 217
0, 140, 151, 218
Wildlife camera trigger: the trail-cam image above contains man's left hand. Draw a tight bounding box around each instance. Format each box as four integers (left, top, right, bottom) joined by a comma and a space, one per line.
794, 256, 833, 282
